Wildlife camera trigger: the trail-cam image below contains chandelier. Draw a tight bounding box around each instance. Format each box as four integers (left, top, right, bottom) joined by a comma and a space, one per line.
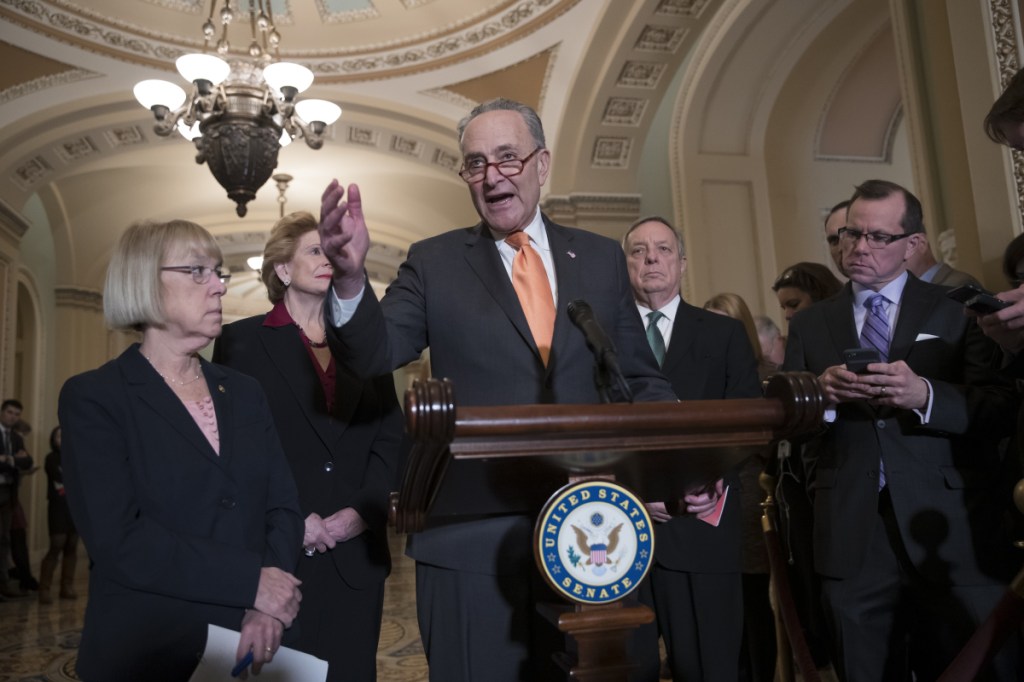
133, 1, 341, 217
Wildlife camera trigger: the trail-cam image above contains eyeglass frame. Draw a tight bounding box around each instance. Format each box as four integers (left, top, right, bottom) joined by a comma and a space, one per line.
837, 227, 915, 249
161, 264, 232, 285
458, 147, 544, 183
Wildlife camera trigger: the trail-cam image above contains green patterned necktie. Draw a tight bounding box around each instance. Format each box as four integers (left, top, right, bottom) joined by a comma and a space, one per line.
646, 310, 666, 367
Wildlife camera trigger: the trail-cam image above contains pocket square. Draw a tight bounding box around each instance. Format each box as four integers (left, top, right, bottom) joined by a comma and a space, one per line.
915, 333, 939, 341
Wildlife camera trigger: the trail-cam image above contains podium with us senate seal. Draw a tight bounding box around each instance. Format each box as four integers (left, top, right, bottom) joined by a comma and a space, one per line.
390, 373, 824, 681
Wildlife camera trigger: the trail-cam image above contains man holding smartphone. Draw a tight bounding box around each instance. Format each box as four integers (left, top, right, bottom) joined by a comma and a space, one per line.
782, 179, 1019, 681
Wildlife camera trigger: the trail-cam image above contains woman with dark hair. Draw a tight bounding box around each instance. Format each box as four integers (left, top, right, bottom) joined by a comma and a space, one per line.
772, 261, 843, 321
38, 426, 78, 605
214, 210, 404, 682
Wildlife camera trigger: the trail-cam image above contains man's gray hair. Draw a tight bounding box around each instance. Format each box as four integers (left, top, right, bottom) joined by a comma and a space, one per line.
622, 215, 686, 258
457, 98, 546, 149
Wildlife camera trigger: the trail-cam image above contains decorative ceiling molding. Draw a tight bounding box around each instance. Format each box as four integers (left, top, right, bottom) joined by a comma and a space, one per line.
1, 0, 574, 81
1, 0, 184, 65
3, 115, 463, 198
312, 0, 571, 80
54, 285, 103, 311
655, 0, 710, 18
0, 198, 31, 241
140, 0, 203, 14
0, 68, 100, 105
315, 0, 380, 24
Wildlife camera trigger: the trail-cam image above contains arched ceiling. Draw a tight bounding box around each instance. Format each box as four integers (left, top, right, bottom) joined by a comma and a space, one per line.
0, 0, 734, 317
0, 0, 908, 321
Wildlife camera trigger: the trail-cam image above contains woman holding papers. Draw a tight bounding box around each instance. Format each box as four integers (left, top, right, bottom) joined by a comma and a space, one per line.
59, 219, 303, 681
214, 211, 404, 681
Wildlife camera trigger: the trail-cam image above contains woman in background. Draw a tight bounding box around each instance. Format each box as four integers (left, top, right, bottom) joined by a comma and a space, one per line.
214, 211, 404, 682
704, 292, 775, 382
771, 262, 843, 322
704, 292, 776, 682
769, 261, 843, 671
60, 219, 303, 681
38, 426, 78, 605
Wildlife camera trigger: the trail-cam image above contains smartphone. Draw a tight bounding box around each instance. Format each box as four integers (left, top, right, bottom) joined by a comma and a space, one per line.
946, 283, 989, 305
843, 347, 881, 374
965, 293, 1011, 314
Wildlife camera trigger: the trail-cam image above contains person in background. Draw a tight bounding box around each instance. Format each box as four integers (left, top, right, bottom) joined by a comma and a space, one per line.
624, 216, 761, 682
214, 211, 405, 682
0, 398, 32, 600
824, 201, 850, 276
705, 293, 775, 381
60, 219, 303, 681
704, 292, 777, 682
772, 262, 843, 323
8, 418, 39, 593
783, 179, 1019, 680
769, 261, 843, 671
904, 232, 979, 287
754, 315, 785, 373
38, 425, 78, 605
984, 66, 1024, 150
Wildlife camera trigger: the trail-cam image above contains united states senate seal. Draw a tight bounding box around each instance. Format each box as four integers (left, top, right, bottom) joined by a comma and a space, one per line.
534, 480, 654, 605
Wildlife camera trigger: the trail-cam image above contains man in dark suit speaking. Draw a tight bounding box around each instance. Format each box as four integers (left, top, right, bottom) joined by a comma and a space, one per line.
317, 98, 676, 681
782, 179, 1020, 680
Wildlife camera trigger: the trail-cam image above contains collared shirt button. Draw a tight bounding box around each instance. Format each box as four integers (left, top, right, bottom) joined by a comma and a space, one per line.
876, 420, 886, 428
324, 461, 334, 472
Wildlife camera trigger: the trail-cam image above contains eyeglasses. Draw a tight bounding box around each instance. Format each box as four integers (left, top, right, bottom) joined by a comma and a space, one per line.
458, 147, 543, 183
837, 227, 913, 249
161, 265, 231, 285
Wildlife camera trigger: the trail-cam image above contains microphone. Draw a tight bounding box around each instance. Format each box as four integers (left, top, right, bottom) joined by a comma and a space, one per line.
567, 299, 617, 363
567, 299, 633, 403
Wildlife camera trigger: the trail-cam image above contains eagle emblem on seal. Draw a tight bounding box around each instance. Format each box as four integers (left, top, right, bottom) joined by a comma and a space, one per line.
570, 512, 623, 576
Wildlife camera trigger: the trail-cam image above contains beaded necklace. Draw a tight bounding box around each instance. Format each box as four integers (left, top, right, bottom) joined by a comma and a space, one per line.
143, 353, 203, 386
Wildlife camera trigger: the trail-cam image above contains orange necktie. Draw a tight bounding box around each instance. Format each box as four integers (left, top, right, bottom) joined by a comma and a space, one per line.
505, 230, 555, 365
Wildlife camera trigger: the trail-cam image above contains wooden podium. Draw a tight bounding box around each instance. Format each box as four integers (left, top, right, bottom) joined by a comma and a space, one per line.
390, 372, 824, 680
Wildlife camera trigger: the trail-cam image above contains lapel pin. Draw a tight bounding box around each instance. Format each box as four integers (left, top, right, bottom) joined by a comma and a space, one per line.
218, 385, 226, 393
567, 250, 576, 259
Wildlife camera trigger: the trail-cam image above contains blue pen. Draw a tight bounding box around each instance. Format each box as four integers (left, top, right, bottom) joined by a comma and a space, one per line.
231, 650, 254, 677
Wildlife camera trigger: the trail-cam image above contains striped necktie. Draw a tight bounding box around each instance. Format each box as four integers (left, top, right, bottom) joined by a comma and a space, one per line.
861, 294, 890, 362
646, 310, 666, 367
861, 293, 890, 489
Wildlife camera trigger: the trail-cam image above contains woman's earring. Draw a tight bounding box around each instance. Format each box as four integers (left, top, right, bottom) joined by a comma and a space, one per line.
283, 279, 291, 286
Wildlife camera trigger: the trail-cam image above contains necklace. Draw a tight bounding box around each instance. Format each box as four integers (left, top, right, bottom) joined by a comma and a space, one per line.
296, 324, 328, 349
143, 353, 203, 386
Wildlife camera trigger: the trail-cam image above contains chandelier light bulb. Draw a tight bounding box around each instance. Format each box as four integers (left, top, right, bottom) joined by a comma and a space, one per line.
279, 129, 292, 147
176, 53, 231, 86
202, 19, 216, 39
220, 5, 233, 24
262, 62, 314, 95
133, 79, 186, 110
295, 99, 342, 126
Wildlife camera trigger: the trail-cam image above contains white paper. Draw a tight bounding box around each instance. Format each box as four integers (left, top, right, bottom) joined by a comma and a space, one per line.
189, 624, 328, 682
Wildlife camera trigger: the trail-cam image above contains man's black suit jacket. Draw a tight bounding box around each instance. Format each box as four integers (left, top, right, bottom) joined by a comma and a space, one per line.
783, 276, 1018, 585
653, 301, 761, 572
214, 314, 405, 588
326, 215, 677, 572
